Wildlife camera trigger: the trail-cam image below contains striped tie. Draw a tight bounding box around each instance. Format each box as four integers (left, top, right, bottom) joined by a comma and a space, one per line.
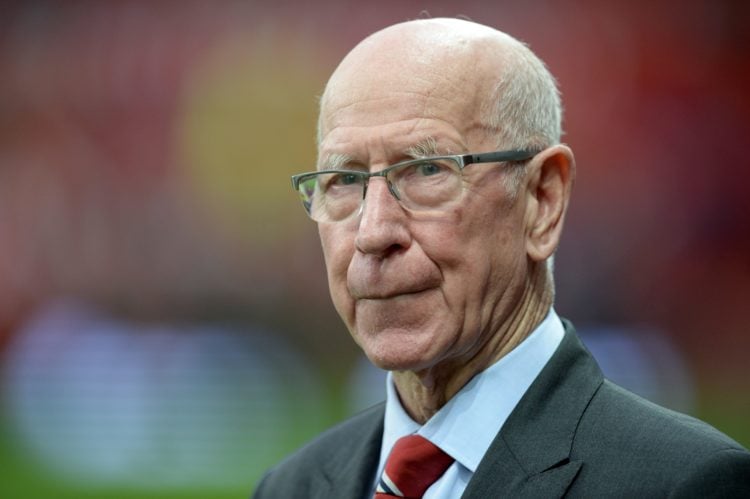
374, 434, 454, 498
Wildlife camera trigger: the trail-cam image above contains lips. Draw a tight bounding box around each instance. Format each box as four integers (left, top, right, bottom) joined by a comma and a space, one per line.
353, 286, 435, 300
347, 255, 441, 300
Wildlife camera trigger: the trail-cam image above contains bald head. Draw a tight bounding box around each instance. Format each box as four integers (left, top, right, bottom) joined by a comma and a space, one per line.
318, 18, 561, 152
311, 18, 575, 398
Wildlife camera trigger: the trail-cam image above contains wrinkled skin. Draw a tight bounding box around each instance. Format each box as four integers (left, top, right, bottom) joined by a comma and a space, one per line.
316, 19, 574, 421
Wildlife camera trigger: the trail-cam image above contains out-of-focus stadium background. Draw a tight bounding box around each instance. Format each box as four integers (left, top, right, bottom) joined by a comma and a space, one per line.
1, 1, 748, 497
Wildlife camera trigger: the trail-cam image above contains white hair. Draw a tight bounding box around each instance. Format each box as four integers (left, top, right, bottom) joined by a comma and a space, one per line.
487, 41, 563, 150
481, 40, 563, 201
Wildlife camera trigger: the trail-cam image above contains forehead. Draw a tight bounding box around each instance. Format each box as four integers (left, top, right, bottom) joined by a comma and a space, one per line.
317, 25, 504, 165
319, 75, 489, 165
320, 118, 466, 161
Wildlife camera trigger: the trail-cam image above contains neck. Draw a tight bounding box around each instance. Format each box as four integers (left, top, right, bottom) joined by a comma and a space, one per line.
392, 261, 553, 423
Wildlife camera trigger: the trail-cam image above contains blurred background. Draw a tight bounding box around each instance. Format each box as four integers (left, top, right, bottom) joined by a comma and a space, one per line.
1, 1, 748, 497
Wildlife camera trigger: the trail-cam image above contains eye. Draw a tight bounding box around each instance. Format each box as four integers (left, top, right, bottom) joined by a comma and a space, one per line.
395, 159, 456, 184
417, 162, 445, 176
321, 171, 363, 192
334, 173, 359, 185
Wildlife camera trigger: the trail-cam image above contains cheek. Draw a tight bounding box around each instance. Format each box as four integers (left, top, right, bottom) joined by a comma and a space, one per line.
427, 203, 524, 302
422, 204, 504, 270
319, 225, 356, 321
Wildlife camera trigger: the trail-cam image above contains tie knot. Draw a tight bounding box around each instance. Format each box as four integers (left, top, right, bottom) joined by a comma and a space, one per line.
375, 434, 454, 498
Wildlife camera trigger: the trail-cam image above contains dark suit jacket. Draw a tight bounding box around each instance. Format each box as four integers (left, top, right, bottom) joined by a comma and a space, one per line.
253, 322, 750, 498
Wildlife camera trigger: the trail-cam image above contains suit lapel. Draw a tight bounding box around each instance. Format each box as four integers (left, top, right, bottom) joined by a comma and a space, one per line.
317, 403, 385, 499
463, 322, 602, 498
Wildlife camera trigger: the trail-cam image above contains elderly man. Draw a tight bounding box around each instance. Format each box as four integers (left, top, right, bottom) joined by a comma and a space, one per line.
254, 18, 750, 498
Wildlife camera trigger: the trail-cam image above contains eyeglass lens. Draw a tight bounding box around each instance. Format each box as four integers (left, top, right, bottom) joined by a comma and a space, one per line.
299, 157, 463, 222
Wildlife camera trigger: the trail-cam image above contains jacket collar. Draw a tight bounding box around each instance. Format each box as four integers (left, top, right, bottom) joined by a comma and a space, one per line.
463, 321, 603, 498
317, 403, 385, 499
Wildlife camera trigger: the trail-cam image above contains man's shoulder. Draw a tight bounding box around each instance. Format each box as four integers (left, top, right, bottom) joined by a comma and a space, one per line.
553, 322, 745, 457
295, 401, 385, 458
524, 324, 750, 495
266, 401, 384, 472
570, 378, 750, 494
584, 379, 744, 453
252, 402, 385, 498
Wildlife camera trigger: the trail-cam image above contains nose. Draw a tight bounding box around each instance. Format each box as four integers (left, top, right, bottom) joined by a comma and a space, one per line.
354, 177, 411, 257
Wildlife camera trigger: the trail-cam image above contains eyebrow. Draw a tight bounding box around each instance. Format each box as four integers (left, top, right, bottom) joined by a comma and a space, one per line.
318, 137, 445, 171
405, 137, 442, 159
318, 153, 353, 171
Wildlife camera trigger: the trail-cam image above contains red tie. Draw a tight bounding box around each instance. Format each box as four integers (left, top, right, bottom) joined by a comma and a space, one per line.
374, 434, 454, 498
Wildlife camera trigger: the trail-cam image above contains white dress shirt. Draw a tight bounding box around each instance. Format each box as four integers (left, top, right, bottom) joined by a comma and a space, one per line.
374, 308, 565, 498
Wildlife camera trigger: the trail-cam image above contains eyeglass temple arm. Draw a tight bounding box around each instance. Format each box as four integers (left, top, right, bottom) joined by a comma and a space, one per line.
462, 149, 539, 165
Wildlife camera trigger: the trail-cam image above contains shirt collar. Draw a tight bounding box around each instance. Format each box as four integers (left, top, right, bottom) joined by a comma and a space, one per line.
378, 308, 565, 475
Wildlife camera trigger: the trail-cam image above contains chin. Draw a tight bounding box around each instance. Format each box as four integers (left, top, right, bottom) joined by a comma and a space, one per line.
357, 327, 443, 373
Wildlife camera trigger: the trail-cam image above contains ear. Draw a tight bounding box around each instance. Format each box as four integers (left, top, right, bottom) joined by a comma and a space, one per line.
523, 145, 575, 262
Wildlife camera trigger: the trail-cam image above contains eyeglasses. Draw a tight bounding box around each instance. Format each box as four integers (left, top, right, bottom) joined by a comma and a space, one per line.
291, 149, 538, 223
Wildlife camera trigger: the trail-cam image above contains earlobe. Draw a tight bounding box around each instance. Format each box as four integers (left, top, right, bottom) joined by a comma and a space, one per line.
525, 145, 575, 262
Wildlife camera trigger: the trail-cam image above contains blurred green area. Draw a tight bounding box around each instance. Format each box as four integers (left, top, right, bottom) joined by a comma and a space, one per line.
0, 387, 348, 498
1, 382, 748, 498
694, 387, 750, 449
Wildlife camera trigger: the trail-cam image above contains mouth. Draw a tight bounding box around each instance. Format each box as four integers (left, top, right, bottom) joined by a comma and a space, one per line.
354, 287, 436, 301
